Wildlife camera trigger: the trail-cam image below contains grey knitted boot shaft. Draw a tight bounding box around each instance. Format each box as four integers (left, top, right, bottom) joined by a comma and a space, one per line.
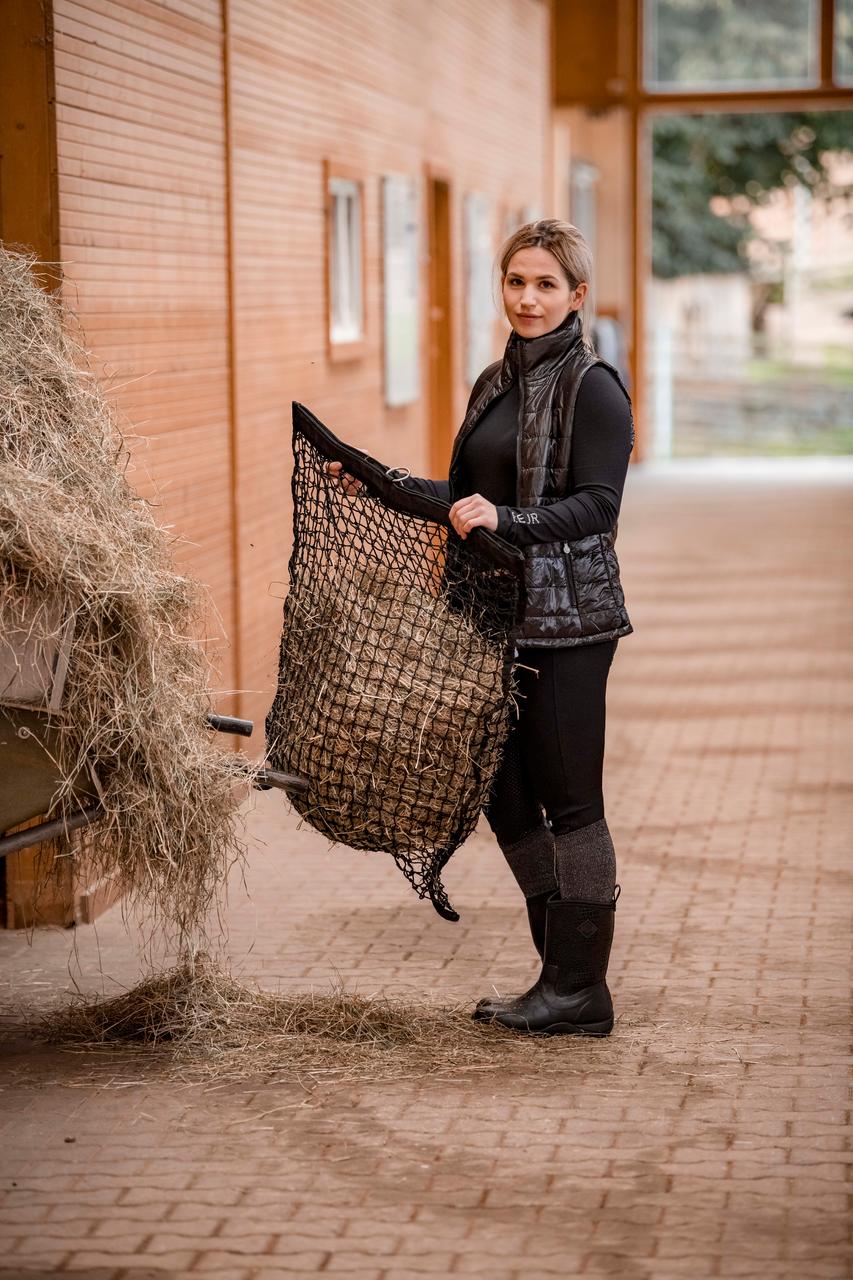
554, 818, 617, 905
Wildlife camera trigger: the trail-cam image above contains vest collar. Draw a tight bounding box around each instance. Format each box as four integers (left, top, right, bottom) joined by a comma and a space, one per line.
503, 308, 585, 381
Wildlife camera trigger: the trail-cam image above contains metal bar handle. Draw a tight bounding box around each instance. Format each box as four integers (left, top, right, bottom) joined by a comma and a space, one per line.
0, 803, 101, 859
255, 768, 310, 795
206, 713, 254, 738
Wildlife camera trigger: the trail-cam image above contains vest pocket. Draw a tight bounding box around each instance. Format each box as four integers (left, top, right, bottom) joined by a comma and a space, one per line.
598, 534, 623, 613
561, 542, 579, 612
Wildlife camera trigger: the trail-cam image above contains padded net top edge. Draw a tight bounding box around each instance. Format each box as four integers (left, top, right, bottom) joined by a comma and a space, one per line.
292, 401, 526, 581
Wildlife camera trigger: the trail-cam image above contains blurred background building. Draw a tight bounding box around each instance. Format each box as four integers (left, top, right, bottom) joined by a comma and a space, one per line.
1, 0, 851, 923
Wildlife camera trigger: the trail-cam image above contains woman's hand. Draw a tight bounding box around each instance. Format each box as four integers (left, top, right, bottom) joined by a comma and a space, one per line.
326, 460, 363, 496
449, 494, 498, 540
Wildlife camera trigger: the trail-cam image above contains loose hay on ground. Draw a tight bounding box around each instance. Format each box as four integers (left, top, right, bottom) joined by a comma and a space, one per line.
39, 953, 581, 1083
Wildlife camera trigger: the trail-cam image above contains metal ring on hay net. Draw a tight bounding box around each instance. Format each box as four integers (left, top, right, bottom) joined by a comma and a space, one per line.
265, 404, 526, 921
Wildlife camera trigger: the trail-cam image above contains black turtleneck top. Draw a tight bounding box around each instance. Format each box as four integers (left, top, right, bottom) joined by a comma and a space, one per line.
407, 364, 632, 546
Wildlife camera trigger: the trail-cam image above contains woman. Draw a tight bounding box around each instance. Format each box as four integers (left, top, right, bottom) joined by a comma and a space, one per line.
330, 220, 633, 1036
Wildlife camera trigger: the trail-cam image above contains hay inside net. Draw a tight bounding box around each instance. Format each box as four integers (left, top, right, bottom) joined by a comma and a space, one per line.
0, 248, 248, 938
266, 406, 525, 920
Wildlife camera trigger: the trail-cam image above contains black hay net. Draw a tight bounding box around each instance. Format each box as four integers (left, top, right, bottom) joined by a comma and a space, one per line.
265, 403, 525, 920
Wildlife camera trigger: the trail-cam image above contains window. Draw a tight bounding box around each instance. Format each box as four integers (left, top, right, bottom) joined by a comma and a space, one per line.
570, 161, 599, 318
464, 193, 496, 386
382, 175, 420, 407
569, 162, 598, 261
327, 171, 364, 350
644, 0, 820, 91
837, 0, 853, 83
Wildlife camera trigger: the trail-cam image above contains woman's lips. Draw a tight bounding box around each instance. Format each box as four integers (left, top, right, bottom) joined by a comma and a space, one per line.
518, 314, 541, 321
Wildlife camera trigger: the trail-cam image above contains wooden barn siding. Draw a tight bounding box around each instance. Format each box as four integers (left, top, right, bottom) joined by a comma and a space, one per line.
228, 0, 550, 727
52, 0, 239, 705
50, 0, 550, 734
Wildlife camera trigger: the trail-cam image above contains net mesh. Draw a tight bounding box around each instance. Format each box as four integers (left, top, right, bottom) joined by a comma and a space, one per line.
265, 404, 524, 920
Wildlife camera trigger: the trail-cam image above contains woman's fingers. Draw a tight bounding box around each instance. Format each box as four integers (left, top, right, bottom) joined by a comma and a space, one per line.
325, 460, 362, 496
449, 495, 498, 539
451, 505, 472, 537
449, 498, 474, 537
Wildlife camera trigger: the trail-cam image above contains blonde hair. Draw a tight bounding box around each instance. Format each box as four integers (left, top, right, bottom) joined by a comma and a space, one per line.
498, 219, 593, 335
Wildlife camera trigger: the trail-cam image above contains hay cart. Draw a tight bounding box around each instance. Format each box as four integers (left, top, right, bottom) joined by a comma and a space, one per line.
0, 609, 307, 861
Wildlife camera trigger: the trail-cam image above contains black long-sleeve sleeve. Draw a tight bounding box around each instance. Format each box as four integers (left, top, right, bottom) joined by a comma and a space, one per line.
495, 366, 632, 546
401, 474, 451, 502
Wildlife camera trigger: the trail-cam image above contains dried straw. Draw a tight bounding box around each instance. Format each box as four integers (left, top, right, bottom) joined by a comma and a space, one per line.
0, 248, 249, 939
40, 952, 571, 1083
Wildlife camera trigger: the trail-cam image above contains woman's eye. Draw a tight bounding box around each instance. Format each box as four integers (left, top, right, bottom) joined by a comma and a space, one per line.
540, 280, 555, 288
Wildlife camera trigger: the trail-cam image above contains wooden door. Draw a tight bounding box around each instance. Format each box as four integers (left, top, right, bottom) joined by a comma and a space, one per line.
426, 177, 454, 478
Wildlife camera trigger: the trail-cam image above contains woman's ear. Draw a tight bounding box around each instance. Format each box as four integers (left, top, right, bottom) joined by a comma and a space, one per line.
569, 282, 589, 312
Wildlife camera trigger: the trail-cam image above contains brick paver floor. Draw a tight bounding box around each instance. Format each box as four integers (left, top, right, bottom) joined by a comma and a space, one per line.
1, 464, 851, 1279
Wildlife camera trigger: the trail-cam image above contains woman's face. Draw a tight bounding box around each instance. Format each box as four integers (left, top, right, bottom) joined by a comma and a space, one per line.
502, 246, 587, 339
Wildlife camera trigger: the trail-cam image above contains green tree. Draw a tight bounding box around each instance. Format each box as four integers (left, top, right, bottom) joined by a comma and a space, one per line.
652, 111, 853, 279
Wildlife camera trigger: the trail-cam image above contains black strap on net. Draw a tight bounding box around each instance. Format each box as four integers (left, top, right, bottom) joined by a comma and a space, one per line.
265, 403, 525, 921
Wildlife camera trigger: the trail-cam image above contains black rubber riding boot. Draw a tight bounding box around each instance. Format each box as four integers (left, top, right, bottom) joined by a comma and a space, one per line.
482, 889, 619, 1036
473, 890, 550, 1019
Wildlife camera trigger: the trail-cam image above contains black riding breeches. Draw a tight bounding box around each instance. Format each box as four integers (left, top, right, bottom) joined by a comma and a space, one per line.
485, 639, 617, 846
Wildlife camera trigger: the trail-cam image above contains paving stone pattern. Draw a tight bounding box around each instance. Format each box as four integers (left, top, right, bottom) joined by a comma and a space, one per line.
1, 469, 851, 1279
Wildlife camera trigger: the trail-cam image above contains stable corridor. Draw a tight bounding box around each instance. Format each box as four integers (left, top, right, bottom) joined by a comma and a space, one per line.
0, 464, 851, 1279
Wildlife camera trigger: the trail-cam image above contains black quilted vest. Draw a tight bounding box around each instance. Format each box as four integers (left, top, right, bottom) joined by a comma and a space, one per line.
448, 310, 633, 648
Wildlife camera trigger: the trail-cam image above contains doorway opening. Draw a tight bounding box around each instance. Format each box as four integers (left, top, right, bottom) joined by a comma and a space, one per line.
646, 107, 853, 457
427, 177, 454, 477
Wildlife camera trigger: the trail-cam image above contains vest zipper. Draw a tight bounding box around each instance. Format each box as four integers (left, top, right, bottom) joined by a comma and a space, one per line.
515, 375, 523, 505
561, 541, 578, 610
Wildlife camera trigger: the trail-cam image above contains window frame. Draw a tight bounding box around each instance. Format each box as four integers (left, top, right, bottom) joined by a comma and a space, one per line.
325, 161, 367, 362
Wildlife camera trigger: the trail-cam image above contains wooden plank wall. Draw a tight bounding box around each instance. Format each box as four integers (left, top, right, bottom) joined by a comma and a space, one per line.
51, 0, 238, 706
49, 0, 551, 734
229, 0, 551, 727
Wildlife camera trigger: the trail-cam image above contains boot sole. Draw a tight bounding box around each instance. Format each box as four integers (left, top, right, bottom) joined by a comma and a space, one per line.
474, 1014, 614, 1036
535, 1018, 613, 1037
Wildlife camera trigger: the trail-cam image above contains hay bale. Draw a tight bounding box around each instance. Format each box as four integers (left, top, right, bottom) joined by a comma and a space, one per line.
0, 248, 248, 937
